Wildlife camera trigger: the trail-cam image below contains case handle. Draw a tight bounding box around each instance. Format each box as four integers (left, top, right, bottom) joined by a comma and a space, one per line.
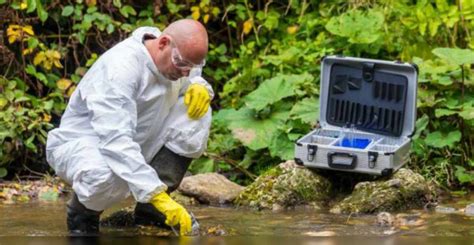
327, 152, 357, 169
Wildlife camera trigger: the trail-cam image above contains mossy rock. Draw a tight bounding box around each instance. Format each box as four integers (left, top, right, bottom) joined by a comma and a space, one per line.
330, 168, 434, 214
100, 207, 136, 227
170, 191, 199, 206
234, 160, 332, 210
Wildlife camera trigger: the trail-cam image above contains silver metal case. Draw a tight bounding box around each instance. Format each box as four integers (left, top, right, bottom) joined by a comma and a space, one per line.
294, 56, 418, 176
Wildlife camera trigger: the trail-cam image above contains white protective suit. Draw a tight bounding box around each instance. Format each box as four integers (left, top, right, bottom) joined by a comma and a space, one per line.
45, 27, 213, 211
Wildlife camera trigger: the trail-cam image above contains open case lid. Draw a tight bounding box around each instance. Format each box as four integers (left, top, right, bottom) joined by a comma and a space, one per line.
319, 56, 418, 138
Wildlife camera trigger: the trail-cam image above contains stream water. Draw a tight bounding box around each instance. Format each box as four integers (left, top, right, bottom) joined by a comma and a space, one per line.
0, 195, 474, 245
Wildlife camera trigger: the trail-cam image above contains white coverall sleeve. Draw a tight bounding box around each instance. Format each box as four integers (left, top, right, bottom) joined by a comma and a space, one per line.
179, 67, 214, 99
80, 69, 167, 203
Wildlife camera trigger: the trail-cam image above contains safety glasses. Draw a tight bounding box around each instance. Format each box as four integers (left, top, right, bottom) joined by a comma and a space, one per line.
170, 42, 206, 71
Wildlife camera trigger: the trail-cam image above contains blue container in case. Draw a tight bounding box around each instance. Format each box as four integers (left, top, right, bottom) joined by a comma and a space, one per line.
338, 138, 371, 149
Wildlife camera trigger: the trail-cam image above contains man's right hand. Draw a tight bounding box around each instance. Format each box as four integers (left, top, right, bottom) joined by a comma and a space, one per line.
150, 192, 191, 235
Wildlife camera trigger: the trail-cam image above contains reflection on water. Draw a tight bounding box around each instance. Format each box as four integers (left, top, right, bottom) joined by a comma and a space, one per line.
0, 195, 473, 245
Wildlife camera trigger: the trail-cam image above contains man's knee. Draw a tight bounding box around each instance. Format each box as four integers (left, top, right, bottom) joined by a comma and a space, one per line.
73, 167, 126, 211
161, 100, 211, 159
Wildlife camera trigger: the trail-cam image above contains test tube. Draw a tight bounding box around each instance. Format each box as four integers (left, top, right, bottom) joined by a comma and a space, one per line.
350, 124, 356, 147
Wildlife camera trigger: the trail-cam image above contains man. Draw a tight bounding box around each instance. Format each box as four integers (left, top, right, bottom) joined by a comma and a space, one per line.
46, 19, 213, 236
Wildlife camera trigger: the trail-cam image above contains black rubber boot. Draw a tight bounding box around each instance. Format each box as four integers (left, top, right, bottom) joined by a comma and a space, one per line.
134, 146, 192, 226
67, 193, 102, 235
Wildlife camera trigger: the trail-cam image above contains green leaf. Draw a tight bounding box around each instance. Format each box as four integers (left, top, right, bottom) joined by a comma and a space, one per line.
269, 131, 295, 160
432, 48, 474, 66
15, 96, 30, 103
436, 75, 453, 86
0, 98, 7, 109
106, 23, 115, 34
10, 2, 20, 9
454, 166, 474, 184
238, 151, 256, 169
120, 23, 133, 32
27, 37, 39, 49
120, 5, 136, 18
0, 168, 7, 178
85, 53, 98, 67
0, 0, 6, 4
39, 189, 59, 201
435, 108, 458, 118
216, 104, 291, 150
26, 0, 36, 13
86, 6, 97, 14
264, 47, 302, 66
43, 100, 54, 111
113, 0, 122, 8
325, 9, 384, 44
35, 0, 48, 22
62, 6, 74, 16
290, 97, 319, 124
459, 105, 474, 120
262, 11, 280, 30
24, 135, 37, 152
425, 131, 461, 148
35, 73, 48, 85
244, 75, 296, 111
189, 157, 215, 174
413, 114, 429, 139
25, 65, 36, 76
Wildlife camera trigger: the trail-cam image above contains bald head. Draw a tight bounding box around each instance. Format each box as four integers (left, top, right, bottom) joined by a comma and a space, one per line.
163, 19, 208, 64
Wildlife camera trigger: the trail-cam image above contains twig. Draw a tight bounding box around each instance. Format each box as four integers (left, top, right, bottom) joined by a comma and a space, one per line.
206, 152, 257, 180
345, 212, 354, 224
285, 0, 292, 15
458, 0, 471, 46
22, 163, 46, 178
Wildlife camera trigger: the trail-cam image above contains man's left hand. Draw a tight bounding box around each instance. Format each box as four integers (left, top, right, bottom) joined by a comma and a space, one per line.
184, 83, 210, 119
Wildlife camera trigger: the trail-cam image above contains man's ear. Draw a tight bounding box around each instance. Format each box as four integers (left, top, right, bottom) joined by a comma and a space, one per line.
157, 35, 170, 50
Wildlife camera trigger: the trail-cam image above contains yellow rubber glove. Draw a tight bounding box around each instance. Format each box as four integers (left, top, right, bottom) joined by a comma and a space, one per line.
150, 192, 192, 236
184, 83, 211, 119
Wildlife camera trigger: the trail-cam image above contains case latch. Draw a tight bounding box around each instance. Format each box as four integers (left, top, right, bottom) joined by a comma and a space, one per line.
368, 151, 378, 169
307, 144, 317, 161
362, 62, 375, 82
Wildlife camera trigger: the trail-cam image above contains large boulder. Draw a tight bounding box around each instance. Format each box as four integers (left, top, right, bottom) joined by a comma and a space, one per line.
330, 168, 433, 214
178, 173, 244, 205
234, 160, 332, 210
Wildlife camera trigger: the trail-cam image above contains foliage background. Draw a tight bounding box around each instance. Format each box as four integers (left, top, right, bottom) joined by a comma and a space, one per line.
0, 0, 473, 189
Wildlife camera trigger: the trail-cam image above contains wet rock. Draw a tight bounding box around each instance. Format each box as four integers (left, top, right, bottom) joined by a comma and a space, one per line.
435, 205, 457, 214
170, 191, 198, 206
272, 203, 284, 212
394, 213, 425, 227
386, 179, 401, 188
100, 207, 135, 227
465, 203, 474, 216
304, 231, 336, 236
330, 168, 433, 214
377, 212, 394, 227
234, 160, 332, 210
178, 173, 244, 205
383, 229, 399, 235
376, 212, 425, 228
205, 224, 228, 236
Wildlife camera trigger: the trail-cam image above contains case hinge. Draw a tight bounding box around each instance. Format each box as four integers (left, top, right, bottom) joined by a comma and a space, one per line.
368, 151, 378, 169
307, 144, 317, 161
